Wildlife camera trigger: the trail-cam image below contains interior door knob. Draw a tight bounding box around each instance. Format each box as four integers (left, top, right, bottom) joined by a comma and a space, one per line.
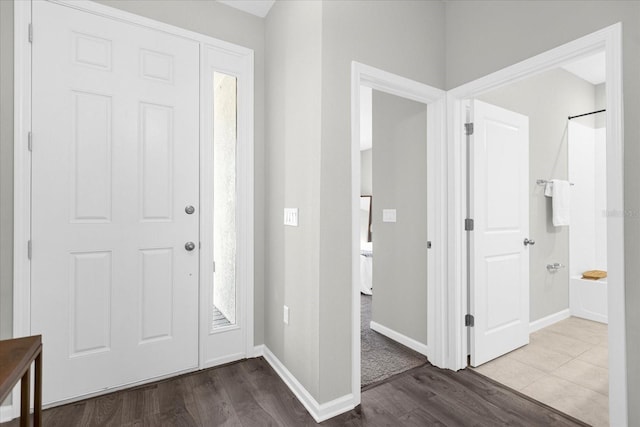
185, 242, 196, 251
524, 238, 535, 246
185, 205, 195, 215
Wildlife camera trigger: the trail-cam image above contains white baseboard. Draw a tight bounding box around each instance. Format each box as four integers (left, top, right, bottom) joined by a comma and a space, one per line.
261, 346, 355, 423
370, 321, 429, 356
252, 344, 265, 357
529, 309, 571, 333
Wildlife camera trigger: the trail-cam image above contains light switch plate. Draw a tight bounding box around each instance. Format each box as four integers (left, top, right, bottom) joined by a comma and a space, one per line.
382, 209, 397, 223
283, 305, 290, 325
284, 208, 298, 226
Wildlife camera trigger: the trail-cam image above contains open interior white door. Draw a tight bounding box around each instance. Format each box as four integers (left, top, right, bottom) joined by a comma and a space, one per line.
31, 1, 199, 404
470, 100, 530, 367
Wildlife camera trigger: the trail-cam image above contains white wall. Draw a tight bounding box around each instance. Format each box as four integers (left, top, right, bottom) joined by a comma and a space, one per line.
569, 121, 607, 277
594, 128, 607, 268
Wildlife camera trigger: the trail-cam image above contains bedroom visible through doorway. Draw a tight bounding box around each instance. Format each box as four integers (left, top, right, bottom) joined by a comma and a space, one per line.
358, 85, 428, 387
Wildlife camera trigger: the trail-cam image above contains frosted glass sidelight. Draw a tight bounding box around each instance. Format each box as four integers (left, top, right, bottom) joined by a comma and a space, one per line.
212, 72, 237, 329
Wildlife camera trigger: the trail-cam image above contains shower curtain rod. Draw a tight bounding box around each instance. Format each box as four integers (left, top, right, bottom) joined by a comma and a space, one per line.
568, 109, 606, 120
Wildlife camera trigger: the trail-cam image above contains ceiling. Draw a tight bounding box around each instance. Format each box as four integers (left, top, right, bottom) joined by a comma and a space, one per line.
217, 0, 275, 18
560, 51, 606, 85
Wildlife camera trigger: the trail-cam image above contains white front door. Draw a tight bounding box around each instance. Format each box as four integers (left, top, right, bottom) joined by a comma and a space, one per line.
31, 1, 199, 404
470, 100, 530, 367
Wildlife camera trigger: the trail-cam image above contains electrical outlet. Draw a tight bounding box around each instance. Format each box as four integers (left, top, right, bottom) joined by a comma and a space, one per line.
283, 305, 290, 325
284, 208, 298, 226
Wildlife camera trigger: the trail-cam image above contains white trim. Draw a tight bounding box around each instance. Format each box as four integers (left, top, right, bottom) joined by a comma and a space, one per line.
252, 344, 265, 357
370, 321, 429, 356
350, 62, 447, 408
529, 309, 571, 333
447, 23, 627, 426
12, 0, 33, 420
262, 346, 355, 423
15, 0, 255, 407
13, 0, 32, 342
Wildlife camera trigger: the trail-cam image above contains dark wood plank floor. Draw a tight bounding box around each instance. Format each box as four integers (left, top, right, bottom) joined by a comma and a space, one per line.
2, 357, 588, 426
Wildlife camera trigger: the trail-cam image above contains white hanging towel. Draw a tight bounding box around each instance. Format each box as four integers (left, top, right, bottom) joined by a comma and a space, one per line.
546, 179, 570, 226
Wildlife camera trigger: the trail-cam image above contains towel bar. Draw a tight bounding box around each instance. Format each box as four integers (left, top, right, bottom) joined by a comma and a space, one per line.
536, 179, 574, 186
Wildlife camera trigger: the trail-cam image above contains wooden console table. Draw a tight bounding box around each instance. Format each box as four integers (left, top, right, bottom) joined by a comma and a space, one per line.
0, 336, 42, 427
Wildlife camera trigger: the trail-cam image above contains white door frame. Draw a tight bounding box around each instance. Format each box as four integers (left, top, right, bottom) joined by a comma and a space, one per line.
12, 0, 254, 417
350, 62, 446, 405
447, 24, 626, 425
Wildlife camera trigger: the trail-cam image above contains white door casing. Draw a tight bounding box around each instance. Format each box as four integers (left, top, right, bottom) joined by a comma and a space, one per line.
31, 0, 199, 404
447, 24, 625, 425
350, 62, 447, 407
470, 100, 530, 367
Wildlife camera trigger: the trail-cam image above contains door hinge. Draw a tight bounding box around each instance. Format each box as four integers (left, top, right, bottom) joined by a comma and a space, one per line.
464, 218, 474, 231
27, 240, 32, 260
212, 261, 216, 273
465, 314, 474, 327
28, 23, 33, 43
427, 241, 432, 249
28, 132, 32, 152
465, 122, 474, 136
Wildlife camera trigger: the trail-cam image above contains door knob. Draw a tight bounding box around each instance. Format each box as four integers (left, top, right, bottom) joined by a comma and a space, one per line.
524, 238, 535, 246
185, 242, 196, 251
185, 205, 195, 215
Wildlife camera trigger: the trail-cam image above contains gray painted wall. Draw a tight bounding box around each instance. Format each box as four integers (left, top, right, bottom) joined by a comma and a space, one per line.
478, 68, 596, 322
371, 91, 428, 345
446, 1, 640, 422
264, 0, 323, 400
317, 0, 445, 402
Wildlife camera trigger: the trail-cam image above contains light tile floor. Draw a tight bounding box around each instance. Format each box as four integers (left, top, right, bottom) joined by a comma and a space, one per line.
473, 316, 608, 427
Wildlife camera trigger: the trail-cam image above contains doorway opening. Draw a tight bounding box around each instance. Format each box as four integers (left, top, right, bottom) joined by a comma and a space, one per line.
358, 85, 428, 388
350, 62, 446, 405
468, 52, 609, 426
450, 25, 625, 426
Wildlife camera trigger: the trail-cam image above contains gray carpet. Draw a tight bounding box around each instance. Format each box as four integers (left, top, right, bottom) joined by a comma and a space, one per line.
361, 294, 427, 387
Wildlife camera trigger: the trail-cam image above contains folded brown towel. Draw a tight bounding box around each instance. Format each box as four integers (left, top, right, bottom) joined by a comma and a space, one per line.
582, 270, 607, 280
